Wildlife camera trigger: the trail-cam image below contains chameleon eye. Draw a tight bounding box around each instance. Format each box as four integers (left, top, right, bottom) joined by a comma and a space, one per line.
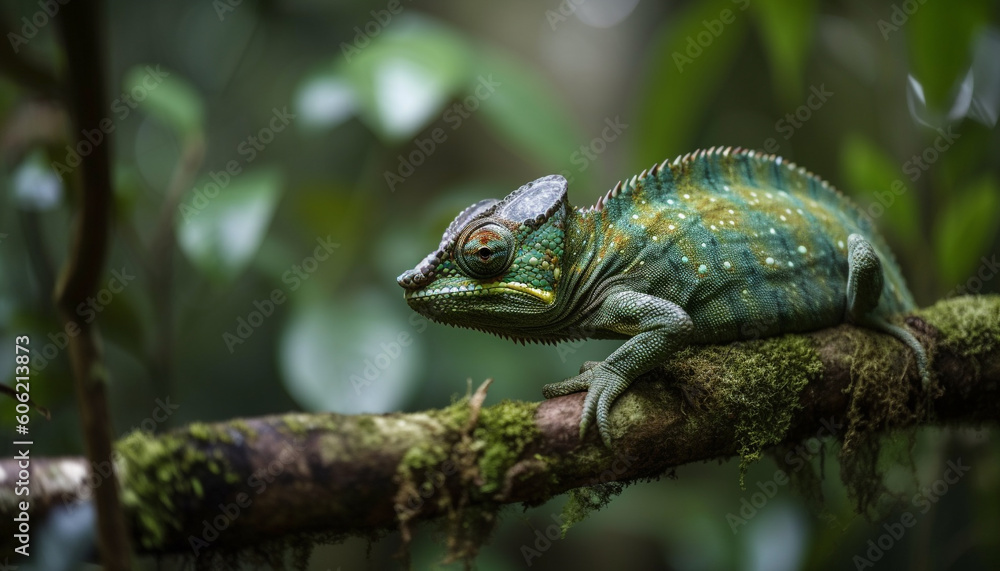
456, 221, 515, 279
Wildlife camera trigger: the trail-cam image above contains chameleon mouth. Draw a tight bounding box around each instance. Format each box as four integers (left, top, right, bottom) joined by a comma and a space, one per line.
404, 281, 554, 304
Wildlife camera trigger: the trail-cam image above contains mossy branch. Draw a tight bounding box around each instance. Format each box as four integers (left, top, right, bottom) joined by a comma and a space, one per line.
1, 296, 998, 561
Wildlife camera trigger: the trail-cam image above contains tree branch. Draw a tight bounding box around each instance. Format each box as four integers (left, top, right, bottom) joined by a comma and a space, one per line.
1, 296, 998, 561
53, 2, 133, 568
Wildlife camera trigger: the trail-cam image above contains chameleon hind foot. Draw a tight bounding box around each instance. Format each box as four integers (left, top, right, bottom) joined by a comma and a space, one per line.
846, 233, 930, 388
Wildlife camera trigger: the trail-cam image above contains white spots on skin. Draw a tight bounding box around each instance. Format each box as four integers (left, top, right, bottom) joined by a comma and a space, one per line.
701, 242, 707, 248
766, 193, 773, 199
710, 225, 717, 230
653, 235, 659, 241
667, 199, 675, 205
632, 214, 639, 219
797, 245, 807, 254
728, 209, 735, 214
698, 264, 707, 274
678, 213, 686, 219
668, 225, 675, 230
788, 261, 794, 267
710, 197, 717, 202
723, 185, 731, 192
766, 257, 775, 265
785, 208, 792, 214
729, 220, 735, 225
684, 194, 691, 199
769, 228, 776, 234
750, 192, 758, 197
796, 208, 803, 214
838, 240, 845, 249
723, 261, 732, 269
779, 215, 787, 221
681, 256, 689, 263
742, 289, 749, 295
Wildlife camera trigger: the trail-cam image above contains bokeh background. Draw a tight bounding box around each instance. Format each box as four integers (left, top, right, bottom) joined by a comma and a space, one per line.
1, 0, 1000, 569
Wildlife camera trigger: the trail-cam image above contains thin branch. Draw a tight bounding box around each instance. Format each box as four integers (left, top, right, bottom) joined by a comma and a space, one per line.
53, 2, 133, 569
0, 296, 996, 561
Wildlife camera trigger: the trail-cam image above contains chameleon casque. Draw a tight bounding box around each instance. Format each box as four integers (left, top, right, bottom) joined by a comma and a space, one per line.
397, 147, 929, 446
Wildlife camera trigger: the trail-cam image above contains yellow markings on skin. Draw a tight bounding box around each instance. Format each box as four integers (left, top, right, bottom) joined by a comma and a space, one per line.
499, 282, 556, 303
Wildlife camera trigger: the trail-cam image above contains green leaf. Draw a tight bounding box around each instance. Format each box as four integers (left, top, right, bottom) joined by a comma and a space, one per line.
635, 0, 749, 168
933, 176, 999, 286
475, 49, 582, 172
838, 134, 919, 246
337, 16, 471, 142
123, 65, 205, 140
176, 168, 282, 282
750, 0, 816, 103
278, 294, 420, 414
907, 0, 990, 110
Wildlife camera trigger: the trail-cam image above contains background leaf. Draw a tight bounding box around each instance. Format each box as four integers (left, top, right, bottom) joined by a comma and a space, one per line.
123, 65, 205, 140
475, 49, 582, 172
176, 168, 283, 282
934, 175, 1000, 286
635, 0, 749, 168
838, 133, 920, 248
750, 0, 817, 104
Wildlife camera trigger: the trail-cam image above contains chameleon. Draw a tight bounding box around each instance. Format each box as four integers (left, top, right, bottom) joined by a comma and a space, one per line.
397, 147, 929, 446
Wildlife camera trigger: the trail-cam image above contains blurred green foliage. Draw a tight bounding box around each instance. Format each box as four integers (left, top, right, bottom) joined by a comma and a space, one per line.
0, 0, 998, 569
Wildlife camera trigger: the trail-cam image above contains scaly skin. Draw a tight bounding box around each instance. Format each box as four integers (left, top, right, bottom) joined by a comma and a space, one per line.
398, 147, 929, 446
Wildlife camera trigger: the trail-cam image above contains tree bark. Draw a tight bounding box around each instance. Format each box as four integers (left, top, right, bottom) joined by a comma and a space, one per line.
1, 296, 997, 559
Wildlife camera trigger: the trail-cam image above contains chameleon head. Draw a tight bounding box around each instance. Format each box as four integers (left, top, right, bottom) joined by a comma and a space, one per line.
397, 175, 568, 332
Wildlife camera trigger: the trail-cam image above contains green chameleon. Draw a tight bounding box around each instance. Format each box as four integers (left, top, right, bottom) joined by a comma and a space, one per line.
398, 147, 929, 446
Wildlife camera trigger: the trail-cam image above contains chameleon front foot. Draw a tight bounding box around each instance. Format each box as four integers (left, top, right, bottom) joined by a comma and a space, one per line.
544, 364, 632, 446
